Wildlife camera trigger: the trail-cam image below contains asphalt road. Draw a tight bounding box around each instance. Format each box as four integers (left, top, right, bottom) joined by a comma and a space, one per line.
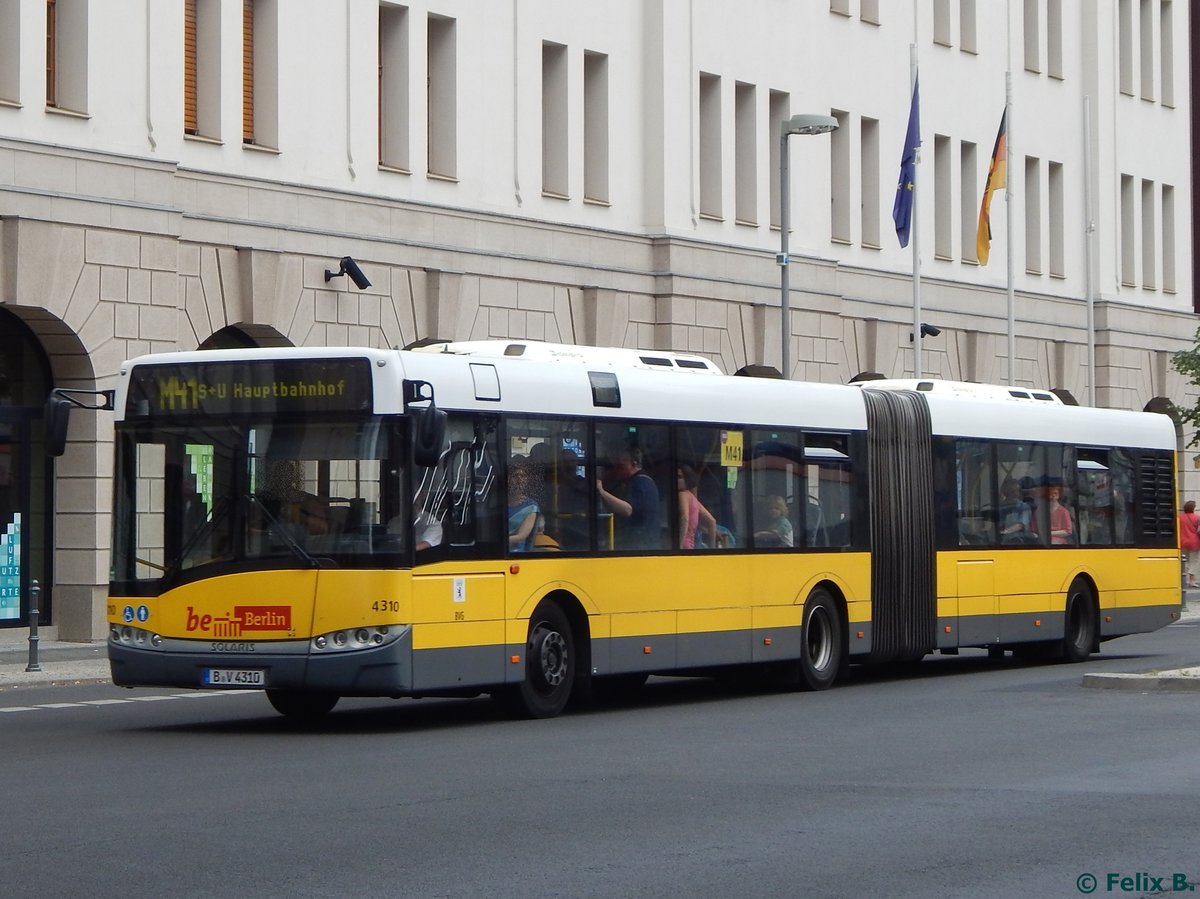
1, 621, 1198, 899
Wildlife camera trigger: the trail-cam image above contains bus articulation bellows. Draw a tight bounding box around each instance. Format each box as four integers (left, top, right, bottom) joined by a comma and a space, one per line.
89, 341, 1180, 719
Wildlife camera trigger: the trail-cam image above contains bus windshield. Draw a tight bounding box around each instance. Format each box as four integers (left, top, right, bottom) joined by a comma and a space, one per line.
110, 415, 407, 591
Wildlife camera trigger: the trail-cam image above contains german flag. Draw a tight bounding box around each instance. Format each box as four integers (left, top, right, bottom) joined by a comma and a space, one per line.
976, 109, 1007, 265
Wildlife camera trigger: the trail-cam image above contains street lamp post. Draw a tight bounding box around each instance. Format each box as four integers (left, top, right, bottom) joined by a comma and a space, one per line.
778, 113, 838, 379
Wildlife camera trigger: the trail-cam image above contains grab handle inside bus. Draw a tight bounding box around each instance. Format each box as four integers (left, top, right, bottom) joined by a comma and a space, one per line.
404, 379, 447, 468
44, 388, 116, 457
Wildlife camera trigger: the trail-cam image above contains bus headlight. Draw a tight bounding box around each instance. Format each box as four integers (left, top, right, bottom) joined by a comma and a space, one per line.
310, 626, 404, 653
110, 625, 164, 650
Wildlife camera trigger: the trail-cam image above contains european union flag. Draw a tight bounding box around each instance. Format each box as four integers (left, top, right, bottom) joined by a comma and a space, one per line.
892, 77, 920, 248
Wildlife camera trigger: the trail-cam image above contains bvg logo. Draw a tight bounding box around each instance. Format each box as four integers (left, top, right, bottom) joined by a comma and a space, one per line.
186, 605, 292, 637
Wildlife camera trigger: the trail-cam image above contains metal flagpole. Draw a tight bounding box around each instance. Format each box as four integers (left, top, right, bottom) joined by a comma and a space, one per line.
1005, 2, 1015, 386
911, 43, 922, 378
1082, 95, 1096, 406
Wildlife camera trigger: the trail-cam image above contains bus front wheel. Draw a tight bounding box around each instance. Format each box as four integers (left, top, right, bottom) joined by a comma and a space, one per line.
505, 602, 576, 719
266, 689, 339, 720
1062, 580, 1097, 663
799, 588, 844, 691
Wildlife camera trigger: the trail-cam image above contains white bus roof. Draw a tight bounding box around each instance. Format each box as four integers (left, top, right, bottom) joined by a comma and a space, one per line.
411, 340, 724, 374
114, 345, 1175, 451
862, 378, 1063, 404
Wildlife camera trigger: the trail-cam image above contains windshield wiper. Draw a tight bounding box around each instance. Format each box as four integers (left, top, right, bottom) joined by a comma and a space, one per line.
159, 495, 232, 587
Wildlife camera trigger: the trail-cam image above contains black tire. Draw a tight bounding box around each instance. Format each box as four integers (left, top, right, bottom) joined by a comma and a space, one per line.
1062, 579, 1097, 663
798, 588, 844, 691
265, 689, 339, 720
505, 602, 576, 719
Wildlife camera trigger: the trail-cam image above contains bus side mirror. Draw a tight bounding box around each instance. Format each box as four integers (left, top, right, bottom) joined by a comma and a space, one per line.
413, 406, 447, 468
45, 394, 73, 457
44, 388, 115, 457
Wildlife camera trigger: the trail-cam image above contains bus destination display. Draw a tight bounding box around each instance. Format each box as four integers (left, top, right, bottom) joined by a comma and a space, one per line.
126, 359, 373, 417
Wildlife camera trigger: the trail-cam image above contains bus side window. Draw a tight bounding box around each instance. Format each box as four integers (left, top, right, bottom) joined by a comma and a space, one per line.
805, 433, 853, 548
437, 415, 501, 555
749, 430, 802, 550
676, 425, 747, 550
1077, 449, 1113, 546
955, 439, 997, 546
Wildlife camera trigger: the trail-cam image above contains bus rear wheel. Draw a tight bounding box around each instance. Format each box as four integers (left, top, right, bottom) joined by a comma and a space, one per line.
798, 588, 844, 691
266, 689, 339, 720
1062, 579, 1097, 663
504, 602, 576, 719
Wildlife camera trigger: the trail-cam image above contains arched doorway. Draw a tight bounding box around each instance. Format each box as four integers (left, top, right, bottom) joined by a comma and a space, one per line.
199, 323, 293, 350
0, 309, 54, 628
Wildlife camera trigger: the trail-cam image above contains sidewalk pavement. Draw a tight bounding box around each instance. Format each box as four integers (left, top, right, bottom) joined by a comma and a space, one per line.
1, 594, 1198, 692
0, 638, 110, 690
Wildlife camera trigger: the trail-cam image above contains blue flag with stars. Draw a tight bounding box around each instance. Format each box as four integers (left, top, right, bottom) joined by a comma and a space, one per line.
892, 77, 920, 248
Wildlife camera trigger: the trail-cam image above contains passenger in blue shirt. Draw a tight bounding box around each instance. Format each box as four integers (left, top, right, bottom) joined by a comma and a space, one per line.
596, 447, 661, 549
507, 462, 540, 552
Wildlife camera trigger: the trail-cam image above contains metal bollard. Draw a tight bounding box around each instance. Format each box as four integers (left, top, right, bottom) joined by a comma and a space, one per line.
25, 579, 41, 673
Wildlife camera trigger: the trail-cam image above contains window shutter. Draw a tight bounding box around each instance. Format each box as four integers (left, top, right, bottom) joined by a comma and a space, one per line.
184, 0, 198, 134
242, 0, 254, 143
45, 0, 57, 107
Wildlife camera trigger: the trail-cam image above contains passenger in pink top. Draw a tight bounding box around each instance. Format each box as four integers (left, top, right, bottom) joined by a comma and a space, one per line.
1046, 483, 1074, 545
677, 466, 717, 550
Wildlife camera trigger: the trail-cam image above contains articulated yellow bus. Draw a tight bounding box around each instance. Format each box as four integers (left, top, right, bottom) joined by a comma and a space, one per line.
92, 341, 1179, 719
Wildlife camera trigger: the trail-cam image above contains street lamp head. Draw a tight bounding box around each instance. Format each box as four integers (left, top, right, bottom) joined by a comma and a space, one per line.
783, 113, 839, 136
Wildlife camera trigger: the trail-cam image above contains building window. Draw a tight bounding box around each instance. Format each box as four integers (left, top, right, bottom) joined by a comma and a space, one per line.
768, 90, 788, 228
184, 0, 197, 132
46, 0, 87, 113
698, 72, 722, 220
184, 0, 221, 139
1047, 0, 1063, 78
960, 0, 977, 53
242, 0, 278, 148
829, 0, 850, 16
860, 0, 879, 25
1139, 0, 1154, 101
1119, 0, 1133, 95
541, 41, 568, 197
1024, 156, 1041, 274
45, 0, 56, 106
0, 0, 19, 103
1120, 174, 1135, 286
378, 3, 410, 170
583, 50, 608, 203
1161, 184, 1175, 292
860, 116, 879, 248
1023, 0, 1040, 73
830, 109, 850, 243
735, 81, 757, 225
1160, 0, 1174, 107
427, 14, 457, 179
959, 140, 977, 263
1141, 178, 1155, 289
934, 134, 951, 260
933, 0, 950, 46
1048, 161, 1064, 277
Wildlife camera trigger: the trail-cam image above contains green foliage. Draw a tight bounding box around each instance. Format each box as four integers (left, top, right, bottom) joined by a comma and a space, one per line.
1171, 327, 1200, 446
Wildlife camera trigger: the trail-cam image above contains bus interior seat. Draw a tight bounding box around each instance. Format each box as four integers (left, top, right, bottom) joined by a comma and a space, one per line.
806, 497, 827, 547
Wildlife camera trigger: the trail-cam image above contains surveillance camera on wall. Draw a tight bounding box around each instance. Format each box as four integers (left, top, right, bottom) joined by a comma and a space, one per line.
340, 257, 371, 290
324, 256, 372, 290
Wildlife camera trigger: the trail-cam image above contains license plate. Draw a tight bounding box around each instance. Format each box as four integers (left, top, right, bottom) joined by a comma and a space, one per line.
203, 668, 265, 687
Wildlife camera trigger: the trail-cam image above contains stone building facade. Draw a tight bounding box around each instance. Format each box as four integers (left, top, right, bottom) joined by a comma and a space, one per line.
0, 0, 1194, 639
